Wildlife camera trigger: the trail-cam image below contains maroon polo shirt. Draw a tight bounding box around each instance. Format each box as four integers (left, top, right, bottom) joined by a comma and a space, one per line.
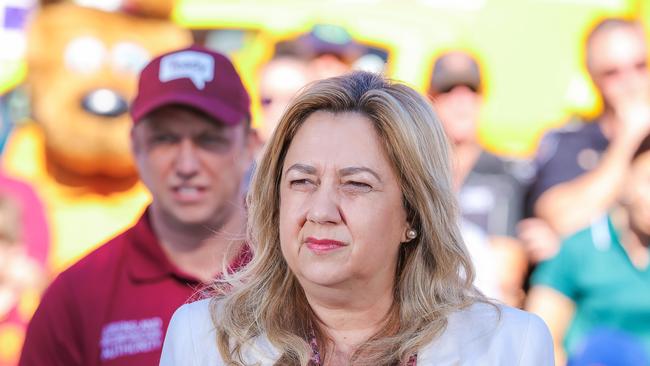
19, 209, 250, 366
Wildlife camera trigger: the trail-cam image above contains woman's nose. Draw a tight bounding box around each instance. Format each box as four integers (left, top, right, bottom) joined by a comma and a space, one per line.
305, 184, 342, 225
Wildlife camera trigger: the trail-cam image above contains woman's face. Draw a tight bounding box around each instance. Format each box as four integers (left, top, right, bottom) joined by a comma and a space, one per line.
279, 111, 410, 290
624, 151, 650, 235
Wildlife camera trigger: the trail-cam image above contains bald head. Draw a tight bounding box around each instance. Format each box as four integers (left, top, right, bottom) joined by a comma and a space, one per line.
586, 18, 646, 72
585, 18, 650, 109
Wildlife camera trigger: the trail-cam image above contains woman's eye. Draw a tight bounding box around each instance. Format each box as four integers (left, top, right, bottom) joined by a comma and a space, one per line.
343, 181, 372, 192
290, 179, 313, 187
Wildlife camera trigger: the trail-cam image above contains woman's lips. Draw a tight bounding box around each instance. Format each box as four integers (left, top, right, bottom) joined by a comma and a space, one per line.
304, 237, 346, 253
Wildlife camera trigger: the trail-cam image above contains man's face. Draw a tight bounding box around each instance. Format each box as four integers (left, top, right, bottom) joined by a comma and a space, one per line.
132, 106, 254, 229
433, 85, 482, 146
259, 57, 310, 141
588, 26, 650, 109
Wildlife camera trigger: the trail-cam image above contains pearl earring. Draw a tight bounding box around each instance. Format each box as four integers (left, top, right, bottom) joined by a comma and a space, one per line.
406, 229, 418, 240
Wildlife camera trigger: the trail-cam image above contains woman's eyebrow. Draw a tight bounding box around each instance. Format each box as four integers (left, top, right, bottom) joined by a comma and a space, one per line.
285, 163, 317, 176
339, 166, 382, 182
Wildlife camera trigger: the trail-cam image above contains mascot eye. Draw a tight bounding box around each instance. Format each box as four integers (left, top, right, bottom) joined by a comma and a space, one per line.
64, 36, 108, 74
74, 0, 122, 12
112, 42, 151, 74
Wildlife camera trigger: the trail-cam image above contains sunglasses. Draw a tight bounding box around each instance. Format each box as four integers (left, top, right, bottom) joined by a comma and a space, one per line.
595, 59, 648, 80
434, 83, 480, 95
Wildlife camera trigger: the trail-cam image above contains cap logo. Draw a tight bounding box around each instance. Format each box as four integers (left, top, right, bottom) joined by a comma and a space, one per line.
159, 51, 214, 90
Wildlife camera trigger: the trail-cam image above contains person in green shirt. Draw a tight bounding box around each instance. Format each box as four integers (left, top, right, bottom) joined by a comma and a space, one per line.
527, 135, 650, 365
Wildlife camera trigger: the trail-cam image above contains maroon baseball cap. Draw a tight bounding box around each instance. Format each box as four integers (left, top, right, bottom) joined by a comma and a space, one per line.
130, 45, 250, 125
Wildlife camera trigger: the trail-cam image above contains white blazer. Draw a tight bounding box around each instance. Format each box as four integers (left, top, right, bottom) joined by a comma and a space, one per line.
160, 299, 554, 365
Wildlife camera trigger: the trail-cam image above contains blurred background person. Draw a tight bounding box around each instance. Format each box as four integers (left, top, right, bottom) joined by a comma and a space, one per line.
529, 17, 650, 238
256, 25, 385, 144
527, 135, 650, 365
291, 24, 371, 80
0, 193, 45, 366
257, 53, 311, 142
0, 162, 48, 366
428, 51, 532, 307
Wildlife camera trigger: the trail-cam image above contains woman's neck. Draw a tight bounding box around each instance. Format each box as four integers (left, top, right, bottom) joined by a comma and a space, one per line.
305, 283, 395, 363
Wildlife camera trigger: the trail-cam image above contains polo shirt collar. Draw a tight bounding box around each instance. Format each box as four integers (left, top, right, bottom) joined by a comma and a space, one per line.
126, 208, 201, 284
126, 208, 253, 284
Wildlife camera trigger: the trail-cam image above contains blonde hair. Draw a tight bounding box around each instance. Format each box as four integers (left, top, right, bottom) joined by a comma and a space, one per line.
214, 71, 487, 365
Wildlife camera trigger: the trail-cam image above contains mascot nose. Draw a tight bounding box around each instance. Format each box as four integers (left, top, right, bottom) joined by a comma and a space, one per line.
81, 88, 129, 117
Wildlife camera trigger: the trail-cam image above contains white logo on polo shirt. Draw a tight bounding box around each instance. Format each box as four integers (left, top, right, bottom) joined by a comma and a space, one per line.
99, 317, 163, 361
159, 51, 214, 90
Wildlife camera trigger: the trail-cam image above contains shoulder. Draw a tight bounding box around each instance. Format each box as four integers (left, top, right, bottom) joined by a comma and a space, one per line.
419, 303, 553, 365
171, 298, 214, 328
160, 298, 222, 366
37, 227, 133, 310
57, 228, 131, 284
547, 117, 600, 138
534, 217, 606, 271
446, 303, 545, 339
562, 223, 597, 251
475, 152, 536, 185
161, 299, 281, 365
530, 221, 600, 294
536, 118, 602, 164
19, 233, 134, 363
26, 230, 131, 327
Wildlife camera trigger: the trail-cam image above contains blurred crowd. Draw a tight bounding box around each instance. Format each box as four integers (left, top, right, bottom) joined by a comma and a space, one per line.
1, 1, 650, 365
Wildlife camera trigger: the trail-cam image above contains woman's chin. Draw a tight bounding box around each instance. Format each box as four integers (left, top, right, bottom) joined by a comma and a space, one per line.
297, 267, 350, 289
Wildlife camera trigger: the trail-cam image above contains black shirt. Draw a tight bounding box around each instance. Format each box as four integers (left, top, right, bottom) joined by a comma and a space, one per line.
460, 151, 535, 237
527, 118, 609, 210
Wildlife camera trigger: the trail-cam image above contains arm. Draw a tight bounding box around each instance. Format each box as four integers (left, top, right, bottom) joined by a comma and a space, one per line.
489, 235, 528, 307
18, 275, 83, 366
535, 99, 650, 237
525, 286, 575, 366
517, 218, 561, 264
534, 135, 637, 236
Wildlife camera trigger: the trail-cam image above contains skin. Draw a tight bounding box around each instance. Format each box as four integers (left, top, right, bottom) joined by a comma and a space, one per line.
535, 24, 650, 236
434, 85, 483, 191
434, 85, 482, 147
258, 57, 311, 142
131, 105, 256, 282
588, 25, 650, 114
527, 150, 650, 366
279, 111, 411, 364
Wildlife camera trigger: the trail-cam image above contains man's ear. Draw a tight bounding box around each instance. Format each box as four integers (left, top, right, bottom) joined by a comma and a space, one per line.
246, 127, 263, 159
129, 125, 140, 155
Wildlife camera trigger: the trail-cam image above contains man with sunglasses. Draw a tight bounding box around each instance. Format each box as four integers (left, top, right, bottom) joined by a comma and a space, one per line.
528, 18, 650, 238
429, 51, 533, 307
